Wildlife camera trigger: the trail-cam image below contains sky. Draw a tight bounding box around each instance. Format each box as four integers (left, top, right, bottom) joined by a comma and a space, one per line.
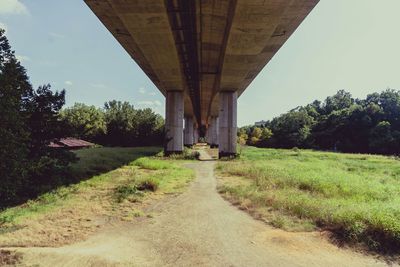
1, 0, 400, 126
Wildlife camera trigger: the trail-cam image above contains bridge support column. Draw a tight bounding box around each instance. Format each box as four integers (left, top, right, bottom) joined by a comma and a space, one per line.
165, 91, 184, 155
193, 125, 199, 144
219, 92, 237, 157
205, 127, 210, 144
209, 117, 219, 148
184, 116, 194, 147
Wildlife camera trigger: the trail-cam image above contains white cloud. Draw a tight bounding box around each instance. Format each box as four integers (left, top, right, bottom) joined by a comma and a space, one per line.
0, 0, 29, 15
138, 87, 146, 94
149, 92, 156, 96
16, 54, 30, 62
90, 83, 106, 88
154, 100, 162, 106
0, 22, 7, 32
65, 81, 73, 86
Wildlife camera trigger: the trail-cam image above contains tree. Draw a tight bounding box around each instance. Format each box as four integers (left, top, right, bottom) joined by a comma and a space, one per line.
237, 128, 249, 146
249, 127, 262, 145
103, 100, 137, 146
269, 110, 314, 148
24, 85, 76, 193
134, 108, 164, 146
0, 29, 32, 205
61, 103, 106, 141
0, 29, 75, 207
369, 121, 395, 154
103, 100, 164, 146
261, 128, 273, 141
238, 89, 400, 155
322, 90, 354, 115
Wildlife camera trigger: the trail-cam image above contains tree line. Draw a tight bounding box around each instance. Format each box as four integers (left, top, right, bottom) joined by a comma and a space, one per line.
239, 89, 400, 155
60, 101, 164, 147
0, 29, 163, 209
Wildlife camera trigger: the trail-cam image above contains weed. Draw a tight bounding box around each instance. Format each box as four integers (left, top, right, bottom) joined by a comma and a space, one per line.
114, 184, 143, 203
136, 177, 159, 192
217, 146, 400, 253
132, 157, 175, 170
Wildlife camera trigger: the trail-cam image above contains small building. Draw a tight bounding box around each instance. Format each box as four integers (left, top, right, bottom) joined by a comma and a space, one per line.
255, 120, 267, 127
49, 137, 95, 150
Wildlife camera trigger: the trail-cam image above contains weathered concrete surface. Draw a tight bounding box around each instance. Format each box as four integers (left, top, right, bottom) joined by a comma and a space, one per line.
165, 91, 184, 154
208, 116, 219, 147
219, 91, 237, 156
84, 0, 320, 127
184, 116, 194, 147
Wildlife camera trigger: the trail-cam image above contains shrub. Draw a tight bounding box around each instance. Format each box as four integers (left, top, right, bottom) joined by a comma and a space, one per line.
136, 177, 159, 192
114, 184, 143, 203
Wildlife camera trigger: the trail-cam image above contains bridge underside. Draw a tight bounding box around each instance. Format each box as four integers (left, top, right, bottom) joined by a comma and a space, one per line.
85, 0, 319, 156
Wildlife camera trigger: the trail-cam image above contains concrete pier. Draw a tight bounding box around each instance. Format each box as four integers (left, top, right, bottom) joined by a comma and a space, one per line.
219, 92, 237, 157
193, 125, 199, 144
208, 117, 219, 148
184, 116, 194, 147
165, 91, 184, 155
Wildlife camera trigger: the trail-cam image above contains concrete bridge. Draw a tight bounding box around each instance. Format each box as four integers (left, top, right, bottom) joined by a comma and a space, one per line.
84, 0, 319, 157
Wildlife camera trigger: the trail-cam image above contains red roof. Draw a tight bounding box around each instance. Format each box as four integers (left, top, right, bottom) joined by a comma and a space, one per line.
49, 138, 94, 148
48, 142, 65, 148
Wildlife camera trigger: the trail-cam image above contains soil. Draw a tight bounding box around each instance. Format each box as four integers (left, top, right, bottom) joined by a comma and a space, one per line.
6, 161, 393, 266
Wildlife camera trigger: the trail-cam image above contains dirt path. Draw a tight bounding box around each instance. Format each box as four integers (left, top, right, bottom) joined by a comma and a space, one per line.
12, 162, 391, 266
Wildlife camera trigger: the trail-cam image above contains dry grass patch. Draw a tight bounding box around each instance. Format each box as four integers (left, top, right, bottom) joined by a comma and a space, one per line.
0, 147, 194, 248
0, 250, 21, 266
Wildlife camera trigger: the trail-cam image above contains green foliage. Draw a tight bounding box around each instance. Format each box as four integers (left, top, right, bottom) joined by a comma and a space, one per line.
153, 147, 199, 160
103, 100, 164, 147
60, 103, 106, 141
218, 147, 400, 252
240, 89, 400, 155
60, 101, 164, 147
0, 29, 75, 208
114, 184, 143, 203
238, 126, 273, 146
369, 121, 395, 154
237, 128, 249, 145
133, 157, 176, 170
268, 109, 314, 148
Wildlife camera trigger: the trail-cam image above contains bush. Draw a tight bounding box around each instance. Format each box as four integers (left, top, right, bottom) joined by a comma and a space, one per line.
114, 184, 143, 203
136, 177, 159, 192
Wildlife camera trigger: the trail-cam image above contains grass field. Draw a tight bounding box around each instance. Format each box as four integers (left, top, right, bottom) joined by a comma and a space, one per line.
217, 146, 400, 253
0, 147, 194, 247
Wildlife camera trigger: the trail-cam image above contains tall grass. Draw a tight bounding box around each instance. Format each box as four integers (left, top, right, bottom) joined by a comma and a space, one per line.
71, 146, 162, 179
217, 147, 400, 252
0, 147, 194, 226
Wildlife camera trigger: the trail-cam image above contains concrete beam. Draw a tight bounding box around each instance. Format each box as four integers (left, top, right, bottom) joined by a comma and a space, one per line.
85, 1, 320, 128
219, 92, 237, 157
165, 91, 184, 155
184, 116, 194, 147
